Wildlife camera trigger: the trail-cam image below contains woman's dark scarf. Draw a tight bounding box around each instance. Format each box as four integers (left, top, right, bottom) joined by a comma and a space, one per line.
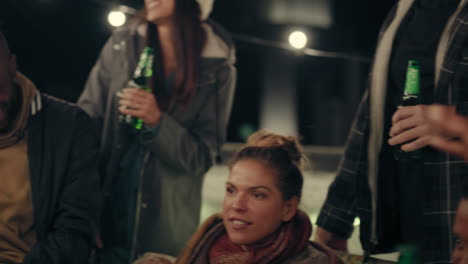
175, 210, 316, 264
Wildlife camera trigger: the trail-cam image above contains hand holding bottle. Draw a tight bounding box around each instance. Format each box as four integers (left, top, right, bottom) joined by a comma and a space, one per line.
389, 105, 456, 151
119, 46, 156, 130
388, 104, 430, 151
117, 87, 162, 128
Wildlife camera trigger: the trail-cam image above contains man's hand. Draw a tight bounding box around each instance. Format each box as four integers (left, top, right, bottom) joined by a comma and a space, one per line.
117, 88, 161, 127
314, 226, 349, 252
426, 105, 468, 161
388, 105, 456, 151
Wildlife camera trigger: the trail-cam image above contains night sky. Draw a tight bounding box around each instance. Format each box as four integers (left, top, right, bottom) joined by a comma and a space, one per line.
1, 0, 394, 143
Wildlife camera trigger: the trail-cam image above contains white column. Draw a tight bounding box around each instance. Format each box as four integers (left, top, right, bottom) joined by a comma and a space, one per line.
259, 50, 298, 136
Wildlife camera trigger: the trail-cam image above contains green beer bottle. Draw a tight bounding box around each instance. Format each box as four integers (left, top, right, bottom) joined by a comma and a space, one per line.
400, 60, 421, 107
397, 245, 421, 264
119, 47, 155, 130
393, 60, 421, 160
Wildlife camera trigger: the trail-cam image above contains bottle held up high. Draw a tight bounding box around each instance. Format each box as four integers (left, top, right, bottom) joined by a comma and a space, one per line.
393, 60, 421, 160
119, 46, 155, 130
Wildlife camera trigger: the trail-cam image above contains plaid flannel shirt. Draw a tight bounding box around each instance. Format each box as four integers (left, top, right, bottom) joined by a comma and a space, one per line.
317, 1, 468, 263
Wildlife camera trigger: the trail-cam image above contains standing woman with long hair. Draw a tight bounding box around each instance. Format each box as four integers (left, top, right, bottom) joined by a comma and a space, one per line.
78, 0, 236, 263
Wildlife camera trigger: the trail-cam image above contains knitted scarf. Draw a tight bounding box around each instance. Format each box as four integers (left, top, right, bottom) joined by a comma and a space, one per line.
0, 73, 36, 149
176, 210, 312, 264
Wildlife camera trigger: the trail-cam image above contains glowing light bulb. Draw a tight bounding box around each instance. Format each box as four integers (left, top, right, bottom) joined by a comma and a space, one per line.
288, 31, 308, 49
108, 11, 126, 27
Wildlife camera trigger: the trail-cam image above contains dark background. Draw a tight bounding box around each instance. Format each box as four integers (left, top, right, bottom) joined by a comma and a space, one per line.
0, 0, 394, 144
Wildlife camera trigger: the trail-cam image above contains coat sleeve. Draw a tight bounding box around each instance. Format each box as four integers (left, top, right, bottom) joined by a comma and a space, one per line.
141, 62, 237, 175
77, 33, 116, 133
23, 110, 101, 264
315, 90, 369, 239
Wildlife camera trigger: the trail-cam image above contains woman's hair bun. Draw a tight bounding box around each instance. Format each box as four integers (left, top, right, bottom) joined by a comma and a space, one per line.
245, 130, 303, 166
231, 130, 305, 200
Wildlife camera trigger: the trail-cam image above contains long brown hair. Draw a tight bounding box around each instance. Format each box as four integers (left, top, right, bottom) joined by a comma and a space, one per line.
146, 0, 206, 109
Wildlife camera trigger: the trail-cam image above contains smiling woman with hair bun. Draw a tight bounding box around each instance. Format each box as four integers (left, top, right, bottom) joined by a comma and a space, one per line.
135, 130, 343, 264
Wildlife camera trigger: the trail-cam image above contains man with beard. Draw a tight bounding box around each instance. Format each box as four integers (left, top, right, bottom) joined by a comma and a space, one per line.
0, 30, 100, 263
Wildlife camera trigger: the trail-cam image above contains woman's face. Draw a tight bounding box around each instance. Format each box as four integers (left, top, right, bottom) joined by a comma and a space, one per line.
144, 0, 176, 24
223, 159, 297, 246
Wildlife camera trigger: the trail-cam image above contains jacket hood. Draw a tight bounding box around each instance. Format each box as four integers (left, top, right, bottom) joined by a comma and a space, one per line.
197, 0, 214, 20
15, 72, 40, 116
133, 19, 236, 65
201, 20, 235, 64
0, 72, 40, 149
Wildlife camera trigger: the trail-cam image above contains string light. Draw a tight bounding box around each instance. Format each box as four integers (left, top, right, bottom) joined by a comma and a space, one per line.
288, 31, 308, 49
105, 5, 370, 63
108, 10, 126, 27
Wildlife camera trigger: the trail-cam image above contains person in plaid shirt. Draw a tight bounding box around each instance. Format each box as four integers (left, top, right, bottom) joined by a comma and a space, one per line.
315, 0, 468, 263
427, 105, 468, 162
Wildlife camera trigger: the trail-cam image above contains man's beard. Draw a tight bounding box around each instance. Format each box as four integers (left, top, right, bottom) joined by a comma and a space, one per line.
0, 101, 11, 133
0, 85, 20, 133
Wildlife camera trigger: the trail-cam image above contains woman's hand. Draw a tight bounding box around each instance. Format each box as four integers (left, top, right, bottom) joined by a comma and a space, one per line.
117, 88, 162, 128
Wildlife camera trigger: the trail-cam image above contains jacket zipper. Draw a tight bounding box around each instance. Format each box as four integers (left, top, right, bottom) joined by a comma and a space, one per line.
129, 151, 150, 263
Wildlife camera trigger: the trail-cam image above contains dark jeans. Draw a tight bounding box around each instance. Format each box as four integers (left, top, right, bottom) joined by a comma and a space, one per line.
397, 159, 424, 249
377, 145, 424, 253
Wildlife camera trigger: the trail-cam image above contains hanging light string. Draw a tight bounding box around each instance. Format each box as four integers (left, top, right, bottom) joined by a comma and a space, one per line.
231, 33, 372, 63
